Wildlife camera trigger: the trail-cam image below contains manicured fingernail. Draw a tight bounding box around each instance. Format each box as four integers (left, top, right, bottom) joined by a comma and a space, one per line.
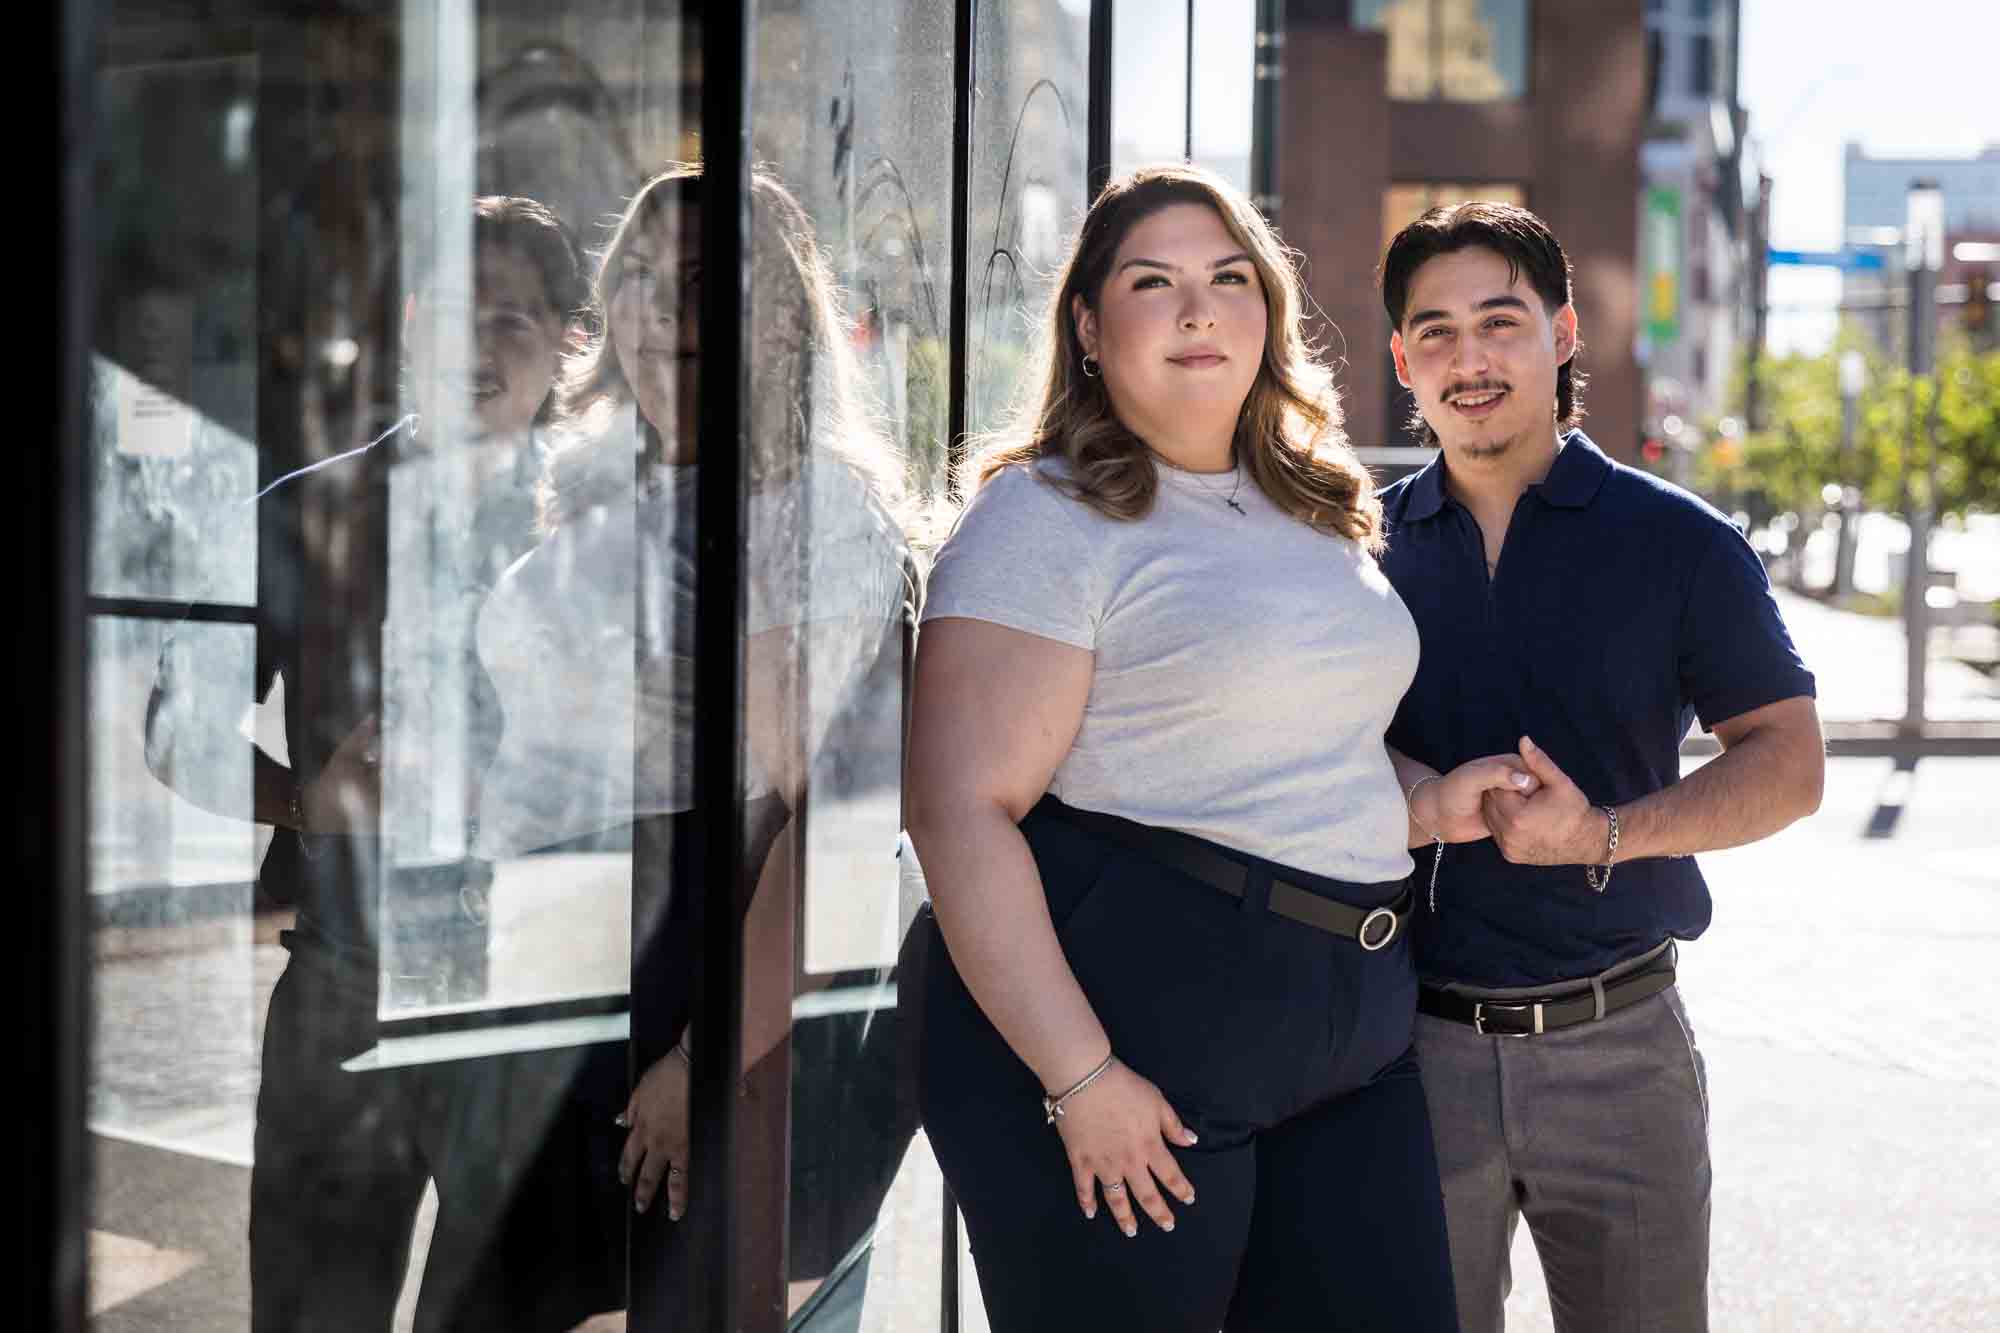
669, 1207, 682, 1221
1523, 736, 1537, 751
635, 1197, 648, 1213
1123, 1224, 1136, 1238
1161, 1220, 1175, 1232
1183, 1130, 1199, 1144
1183, 1191, 1197, 1205
1084, 1206, 1096, 1220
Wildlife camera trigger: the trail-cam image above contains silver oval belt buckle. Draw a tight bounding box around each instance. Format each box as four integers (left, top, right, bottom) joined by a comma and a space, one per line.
1357, 905, 1400, 952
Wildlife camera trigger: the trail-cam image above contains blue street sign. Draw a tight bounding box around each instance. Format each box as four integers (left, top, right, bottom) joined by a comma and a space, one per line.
1767, 248, 1886, 271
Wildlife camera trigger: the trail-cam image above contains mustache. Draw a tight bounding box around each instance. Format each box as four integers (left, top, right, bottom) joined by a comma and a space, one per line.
1441, 379, 1510, 404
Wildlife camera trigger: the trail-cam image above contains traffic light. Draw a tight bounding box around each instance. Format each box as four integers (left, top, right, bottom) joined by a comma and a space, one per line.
1965, 268, 1992, 337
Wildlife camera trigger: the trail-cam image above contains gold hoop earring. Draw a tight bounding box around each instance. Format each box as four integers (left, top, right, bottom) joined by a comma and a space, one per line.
1080, 354, 1100, 378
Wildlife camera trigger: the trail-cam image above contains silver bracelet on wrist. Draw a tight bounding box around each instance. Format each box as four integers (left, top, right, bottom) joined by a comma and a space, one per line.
1405, 774, 1446, 913
1585, 804, 1620, 893
1042, 1052, 1115, 1126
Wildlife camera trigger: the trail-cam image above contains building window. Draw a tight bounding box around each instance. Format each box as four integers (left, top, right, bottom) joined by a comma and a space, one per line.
1352, 0, 1531, 102
1382, 181, 1528, 253
1689, 32, 1713, 98
1646, 29, 1664, 114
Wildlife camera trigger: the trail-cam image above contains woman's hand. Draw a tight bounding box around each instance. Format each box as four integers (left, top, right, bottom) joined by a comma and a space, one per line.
617, 1049, 691, 1220
1418, 755, 1539, 844
1050, 1058, 1199, 1237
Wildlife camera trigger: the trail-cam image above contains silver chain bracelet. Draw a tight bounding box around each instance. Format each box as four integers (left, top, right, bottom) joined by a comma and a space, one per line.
1585, 804, 1620, 893
1405, 774, 1446, 912
1042, 1053, 1116, 1125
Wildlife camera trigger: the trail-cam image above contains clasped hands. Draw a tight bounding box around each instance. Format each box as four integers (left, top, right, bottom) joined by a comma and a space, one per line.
1427, 734, 1610, 866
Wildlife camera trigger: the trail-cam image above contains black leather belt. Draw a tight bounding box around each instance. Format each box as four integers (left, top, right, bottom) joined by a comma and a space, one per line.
1046, 801, 1412, 952
1418, 948, 1676, 1037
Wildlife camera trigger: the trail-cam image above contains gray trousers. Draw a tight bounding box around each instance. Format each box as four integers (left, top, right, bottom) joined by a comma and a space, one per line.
1414, 946, 1711, 1333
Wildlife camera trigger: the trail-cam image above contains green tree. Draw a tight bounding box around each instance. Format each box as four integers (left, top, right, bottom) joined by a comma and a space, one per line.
1699, 329, 2000, 521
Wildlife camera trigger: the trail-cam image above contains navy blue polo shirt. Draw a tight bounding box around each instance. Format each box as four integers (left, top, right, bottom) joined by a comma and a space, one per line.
1379, 430, 1816, 987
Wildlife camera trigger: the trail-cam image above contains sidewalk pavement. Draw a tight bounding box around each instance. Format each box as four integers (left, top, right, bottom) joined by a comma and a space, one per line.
1772, 589, 2000, 726
1492, 752, 1999, 1333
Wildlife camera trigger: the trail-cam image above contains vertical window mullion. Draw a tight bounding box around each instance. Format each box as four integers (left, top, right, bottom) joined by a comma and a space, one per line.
685, 0, 752, 1325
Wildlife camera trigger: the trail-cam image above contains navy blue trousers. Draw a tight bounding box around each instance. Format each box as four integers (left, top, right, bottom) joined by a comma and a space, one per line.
920, 798, 1459, 1331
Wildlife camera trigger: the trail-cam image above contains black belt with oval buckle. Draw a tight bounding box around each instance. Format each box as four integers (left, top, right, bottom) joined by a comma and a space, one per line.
1044, 800, 1411, 952
1419, 950, 1677, 1037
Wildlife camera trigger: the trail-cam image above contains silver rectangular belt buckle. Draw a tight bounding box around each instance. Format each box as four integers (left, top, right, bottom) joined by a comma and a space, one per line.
1472, 1000, 1544, 1037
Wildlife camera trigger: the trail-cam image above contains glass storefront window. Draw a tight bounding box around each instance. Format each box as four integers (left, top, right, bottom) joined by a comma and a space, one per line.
966, 3, 1091, 440
1381, 180, 1528, 252
77, 2, 1110, 1329
1352, 0, 1530, 103
1109, 0, 1254, 195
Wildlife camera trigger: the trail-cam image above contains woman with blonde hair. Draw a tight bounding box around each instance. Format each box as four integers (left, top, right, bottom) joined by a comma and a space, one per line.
468, 163, 915, 1307
907, 164, 1525, 1328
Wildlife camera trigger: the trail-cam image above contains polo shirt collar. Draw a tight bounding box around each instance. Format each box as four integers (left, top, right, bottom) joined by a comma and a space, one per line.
1402, 452, 1450, 521
1401, 429, 1610, 521
1537, 430, 1613, 509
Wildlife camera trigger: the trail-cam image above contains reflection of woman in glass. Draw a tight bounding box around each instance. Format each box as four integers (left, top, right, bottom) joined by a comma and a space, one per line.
908, 165, 1531, 1330
142, 195, 590, 1332
472, 163, 914, 1307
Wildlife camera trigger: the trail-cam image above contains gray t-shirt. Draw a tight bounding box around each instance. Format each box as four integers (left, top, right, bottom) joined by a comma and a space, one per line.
922, 459, 1418, 884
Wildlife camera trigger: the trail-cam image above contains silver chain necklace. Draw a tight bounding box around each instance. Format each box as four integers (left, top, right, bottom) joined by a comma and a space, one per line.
1161, 454, 1247, 514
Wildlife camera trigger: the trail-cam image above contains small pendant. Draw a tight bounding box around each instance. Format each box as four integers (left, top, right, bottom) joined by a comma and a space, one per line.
1226, 498, 1246, 515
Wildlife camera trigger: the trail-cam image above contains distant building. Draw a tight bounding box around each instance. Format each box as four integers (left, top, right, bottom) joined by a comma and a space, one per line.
1637, 0, 1763, 447
1273, 0, 1645, 470
1841, 144, 2000, 357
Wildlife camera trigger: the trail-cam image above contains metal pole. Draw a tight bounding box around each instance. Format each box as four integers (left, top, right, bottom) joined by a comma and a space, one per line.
1183, 0, 1194, 163
1745, 174, 1772, 431
1899, 180, 1942, 736
1250, 0, 1283, 217
32, 0, 93, 1327
947, 0, 977, 493
940, 2, 980, 1322
1087, 0, 1113, 201
1832, 347, 1865, 599
1834, 387, 1858, 597
683, 1, 751, 1324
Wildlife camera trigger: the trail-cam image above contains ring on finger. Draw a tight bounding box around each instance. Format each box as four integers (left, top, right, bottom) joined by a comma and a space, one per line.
1102, 1180, 1125, 1194
667, 1165, 685, 1178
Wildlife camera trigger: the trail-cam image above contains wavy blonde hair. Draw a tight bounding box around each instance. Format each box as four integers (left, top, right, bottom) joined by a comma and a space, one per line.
537, 163, 912, 537
973, 164, 1380, 551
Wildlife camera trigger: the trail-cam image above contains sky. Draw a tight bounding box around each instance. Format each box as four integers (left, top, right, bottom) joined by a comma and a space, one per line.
1740, 0, 2000, 353
1091, 0, 2000, 357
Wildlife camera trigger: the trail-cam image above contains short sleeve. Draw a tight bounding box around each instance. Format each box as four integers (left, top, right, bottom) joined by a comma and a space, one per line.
1678, 519, 1818, 730
921, 465, 1102, 649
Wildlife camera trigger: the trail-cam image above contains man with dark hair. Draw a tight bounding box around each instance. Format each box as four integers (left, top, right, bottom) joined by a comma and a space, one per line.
145, 195, 590, 1330
1373, 201, 1825, 1332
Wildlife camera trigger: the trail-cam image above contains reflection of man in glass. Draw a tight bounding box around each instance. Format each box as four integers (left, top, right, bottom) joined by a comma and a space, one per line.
142, 195, 585, 1331
473, 164, 918, 1321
